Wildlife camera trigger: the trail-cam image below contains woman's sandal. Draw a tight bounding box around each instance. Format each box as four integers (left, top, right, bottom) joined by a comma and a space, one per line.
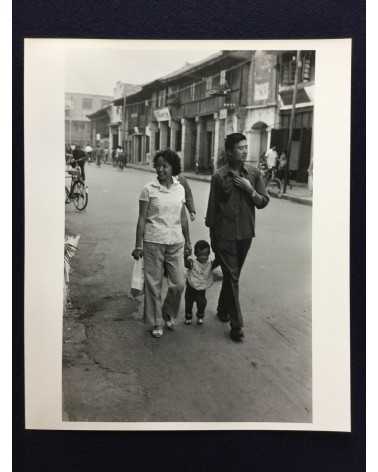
165, 319, 175, 331
151, 326, 163, 338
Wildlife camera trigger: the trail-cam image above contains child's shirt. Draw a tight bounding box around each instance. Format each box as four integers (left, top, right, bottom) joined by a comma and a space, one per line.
186, 258, 214, 290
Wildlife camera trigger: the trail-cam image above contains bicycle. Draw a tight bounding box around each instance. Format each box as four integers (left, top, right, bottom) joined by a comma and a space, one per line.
118, 152, 127, 170
65, 164, 88, 211
259, 163, 283, 198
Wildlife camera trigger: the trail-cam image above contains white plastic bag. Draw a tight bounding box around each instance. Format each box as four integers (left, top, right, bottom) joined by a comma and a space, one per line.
131, 258, 144, 297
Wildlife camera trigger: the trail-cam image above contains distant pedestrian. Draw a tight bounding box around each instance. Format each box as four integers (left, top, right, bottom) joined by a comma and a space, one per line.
112, 148, 117, 166
184, 240, 217, 325
84, 144, 93, 162
94, 144, 103, 167
277, 151, 288, 180
132, 149, 192, 339
205, 133, 269, 342
265, 145, 278, 170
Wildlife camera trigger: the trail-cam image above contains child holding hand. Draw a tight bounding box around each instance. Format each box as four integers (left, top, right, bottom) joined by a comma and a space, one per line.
184, 240, 218, 325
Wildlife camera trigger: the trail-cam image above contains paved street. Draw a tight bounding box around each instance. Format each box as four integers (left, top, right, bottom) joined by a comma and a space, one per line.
63, 163, 312, 423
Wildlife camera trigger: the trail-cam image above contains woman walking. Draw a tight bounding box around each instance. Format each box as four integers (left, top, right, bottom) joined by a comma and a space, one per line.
132, 150, 192, 338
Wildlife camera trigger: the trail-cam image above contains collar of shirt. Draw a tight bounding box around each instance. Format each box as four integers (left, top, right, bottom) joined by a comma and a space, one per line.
150, 176, 180, 192
218, 163, 249, 178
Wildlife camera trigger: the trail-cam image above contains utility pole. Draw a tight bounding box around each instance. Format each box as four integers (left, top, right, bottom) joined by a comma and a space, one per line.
283, 50, 301, 194
122, 93, 127, 151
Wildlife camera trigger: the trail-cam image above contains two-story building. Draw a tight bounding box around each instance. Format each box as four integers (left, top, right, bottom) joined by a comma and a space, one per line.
110, 82, 141, 150
122, 51, 253, 172
86, 82, 141, 151
275, 50, 315, 183
65, 92, 113, 147
86, 105, 112, 149
118, 50, 315, 184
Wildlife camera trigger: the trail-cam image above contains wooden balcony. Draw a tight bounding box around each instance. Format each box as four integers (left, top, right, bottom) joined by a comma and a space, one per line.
166, 94, 180, 107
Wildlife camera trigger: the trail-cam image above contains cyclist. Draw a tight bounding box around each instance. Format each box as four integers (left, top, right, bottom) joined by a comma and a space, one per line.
72, 144, 87, 180
118, 146, 127, 169
277, 151, 288, 181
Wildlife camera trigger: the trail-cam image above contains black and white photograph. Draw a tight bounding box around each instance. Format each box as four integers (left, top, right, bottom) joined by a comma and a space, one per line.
62, 46, 314, 423
24, 38, 352, 432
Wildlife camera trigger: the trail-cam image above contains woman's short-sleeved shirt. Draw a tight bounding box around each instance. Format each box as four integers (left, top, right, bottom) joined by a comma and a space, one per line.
139, 177, 185, 245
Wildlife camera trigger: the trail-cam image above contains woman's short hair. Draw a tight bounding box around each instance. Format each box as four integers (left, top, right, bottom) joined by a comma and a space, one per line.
225, 133, 247, 153
153, 149, 181, 176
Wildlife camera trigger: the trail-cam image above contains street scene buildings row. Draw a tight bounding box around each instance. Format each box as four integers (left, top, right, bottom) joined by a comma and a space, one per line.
66, 50, 315, 183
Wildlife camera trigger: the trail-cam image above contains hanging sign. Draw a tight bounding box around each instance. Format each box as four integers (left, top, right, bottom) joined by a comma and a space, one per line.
219, 108, 227, 119
154, 107, 171, 122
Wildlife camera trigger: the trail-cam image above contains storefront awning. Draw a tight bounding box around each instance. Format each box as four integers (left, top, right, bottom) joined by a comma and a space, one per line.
279, 88, 311, 106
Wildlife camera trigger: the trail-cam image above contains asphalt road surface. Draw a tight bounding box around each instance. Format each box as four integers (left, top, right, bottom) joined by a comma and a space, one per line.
63, 163, 312, 423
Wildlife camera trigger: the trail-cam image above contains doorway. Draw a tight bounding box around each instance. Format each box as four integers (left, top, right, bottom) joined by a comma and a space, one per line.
112, 132, 118, 149
250, 121, 268, 164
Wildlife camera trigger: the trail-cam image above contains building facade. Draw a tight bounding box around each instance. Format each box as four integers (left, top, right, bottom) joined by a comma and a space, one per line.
275, 50, 315, 183
114, 50, 315, 184
241, 50, 315, 183
65, 92, 113, 147
86, 105, 112, 150
121, 51, 253, 172
110, 82, 141, 151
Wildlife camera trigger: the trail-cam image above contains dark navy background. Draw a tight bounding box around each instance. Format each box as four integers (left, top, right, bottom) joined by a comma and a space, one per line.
13, 0, 365, 471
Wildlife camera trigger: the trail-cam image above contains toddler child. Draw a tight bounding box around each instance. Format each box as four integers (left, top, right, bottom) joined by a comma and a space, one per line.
184, 240, 217, 325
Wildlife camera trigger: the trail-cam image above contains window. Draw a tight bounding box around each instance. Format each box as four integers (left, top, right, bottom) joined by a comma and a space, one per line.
75, 122, 85, 131
220, 70, 226, 85
155, 131, 160, 150
301, 52, 314, 82
206, 77, 212, 91
65, 109, 70, 118
157, 89, 166, 108
212, 73, 221, 88
281, 54, 297, 85
82, 98, 93, 109
194, 81, 206, 100
281, 52, 314, 85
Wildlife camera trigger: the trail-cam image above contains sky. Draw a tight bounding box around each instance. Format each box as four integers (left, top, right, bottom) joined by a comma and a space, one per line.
65, 47, 220, 96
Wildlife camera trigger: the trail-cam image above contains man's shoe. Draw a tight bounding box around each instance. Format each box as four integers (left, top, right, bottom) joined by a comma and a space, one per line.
217, 312, 230, 323
230, 329, 244, 342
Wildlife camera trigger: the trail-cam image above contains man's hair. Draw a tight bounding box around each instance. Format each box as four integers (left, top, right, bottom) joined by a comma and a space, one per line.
194, 240, 210, 255
225, 133, 247, 153
153, 149, 181, 176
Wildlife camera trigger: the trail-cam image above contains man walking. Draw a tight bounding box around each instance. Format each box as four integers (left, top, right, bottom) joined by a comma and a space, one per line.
205, 133, 269, 342
94, 144, 103, 167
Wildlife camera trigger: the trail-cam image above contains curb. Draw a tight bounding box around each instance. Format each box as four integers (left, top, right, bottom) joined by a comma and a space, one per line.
126, 164, 312, 206
280, 194, 312, 206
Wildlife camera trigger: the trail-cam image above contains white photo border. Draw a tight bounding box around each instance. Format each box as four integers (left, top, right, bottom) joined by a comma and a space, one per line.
24, 38, 351, 431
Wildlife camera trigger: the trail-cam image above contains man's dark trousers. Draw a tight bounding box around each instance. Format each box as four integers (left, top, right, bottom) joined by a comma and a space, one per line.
214, 238, 252, 330
79, 163, 85, 181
